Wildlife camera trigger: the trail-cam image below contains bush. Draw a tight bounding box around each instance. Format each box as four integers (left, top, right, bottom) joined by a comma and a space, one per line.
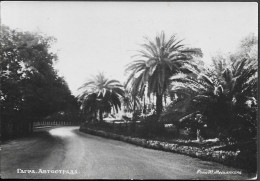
43, 110, 84, 123
136, 114, 165, 138
214, 139, 257, 172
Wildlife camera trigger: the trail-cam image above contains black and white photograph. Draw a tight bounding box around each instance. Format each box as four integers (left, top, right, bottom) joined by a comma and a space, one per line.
0, 1, 258, 180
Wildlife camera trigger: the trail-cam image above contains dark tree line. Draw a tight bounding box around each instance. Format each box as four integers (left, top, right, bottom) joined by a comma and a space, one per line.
0, 26, 78, 139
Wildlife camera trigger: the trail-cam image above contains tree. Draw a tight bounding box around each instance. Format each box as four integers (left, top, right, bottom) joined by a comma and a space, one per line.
230, 33, 258, 63
0, 25, 75, 138
169, 56, 257, 141
125, 31, 202, 117
121, 82, 142, 113
78, 73, 124, 122
166, 34, 258, 141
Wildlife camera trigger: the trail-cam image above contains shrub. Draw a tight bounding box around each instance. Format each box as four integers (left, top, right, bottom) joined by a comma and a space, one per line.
43, 110, 84, 123
136, 114, 165, 138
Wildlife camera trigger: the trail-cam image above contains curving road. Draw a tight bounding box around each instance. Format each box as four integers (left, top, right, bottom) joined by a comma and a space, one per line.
1, 126, 255, 179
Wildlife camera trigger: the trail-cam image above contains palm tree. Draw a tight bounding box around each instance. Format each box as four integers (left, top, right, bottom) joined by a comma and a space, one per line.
169, 57, 257, 140
78, 73, 124, 122
121, 87, 141, 113
125, 31, 202, 117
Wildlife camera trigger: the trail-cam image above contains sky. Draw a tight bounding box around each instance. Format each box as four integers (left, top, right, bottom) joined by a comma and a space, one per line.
1, 2, 258, 95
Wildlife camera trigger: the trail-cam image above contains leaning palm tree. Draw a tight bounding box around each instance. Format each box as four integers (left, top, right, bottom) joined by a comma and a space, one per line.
78, 73, 124, 122
125, 31, 202, 117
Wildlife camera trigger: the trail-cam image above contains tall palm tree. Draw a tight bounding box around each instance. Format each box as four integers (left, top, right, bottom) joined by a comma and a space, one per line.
78, 73, 124, 122
125, 31, 202, 117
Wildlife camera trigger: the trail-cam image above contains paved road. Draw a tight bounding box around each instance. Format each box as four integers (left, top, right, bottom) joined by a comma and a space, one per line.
1, 126, 255, 179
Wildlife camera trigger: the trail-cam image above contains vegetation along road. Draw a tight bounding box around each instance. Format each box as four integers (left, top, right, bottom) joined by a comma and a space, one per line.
1, 126, 254, 179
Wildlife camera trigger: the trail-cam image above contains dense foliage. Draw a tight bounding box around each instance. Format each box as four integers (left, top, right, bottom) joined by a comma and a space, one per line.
167, 34, 258, 142
78, 73, 124, 122
125, 32, 203, 116
2, 25, 257, 147
80, 32, 257, 144
121, 86, 142, 113
0, 26, 77, 138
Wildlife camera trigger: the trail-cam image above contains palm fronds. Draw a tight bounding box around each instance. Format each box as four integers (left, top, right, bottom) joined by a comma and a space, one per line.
125, 32, 202, 115
77, 73, 124, 121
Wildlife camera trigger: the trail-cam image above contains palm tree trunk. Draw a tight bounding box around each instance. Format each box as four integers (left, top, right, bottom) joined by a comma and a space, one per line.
133, 101, 136, 112
99, 109, 103, 122
197, 129, 203, 142
94, 111, 97, 123
143, 96, 146, 114
131, 102, 136, 133
164, 94, 167, 107
156, 93, 163, 117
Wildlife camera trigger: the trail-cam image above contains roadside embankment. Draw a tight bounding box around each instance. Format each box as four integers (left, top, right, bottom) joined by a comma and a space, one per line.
79, 126, 256, 173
